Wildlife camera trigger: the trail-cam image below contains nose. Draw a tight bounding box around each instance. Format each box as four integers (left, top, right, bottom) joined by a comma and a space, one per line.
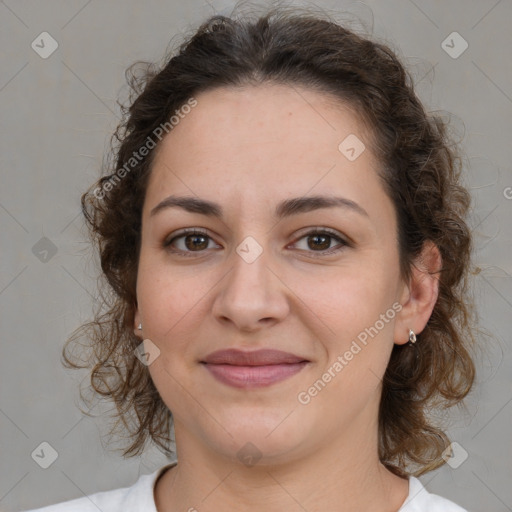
211, 240, 290, 333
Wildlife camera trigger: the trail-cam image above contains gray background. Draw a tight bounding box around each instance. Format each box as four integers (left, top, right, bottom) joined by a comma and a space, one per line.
1, 0, 511, 510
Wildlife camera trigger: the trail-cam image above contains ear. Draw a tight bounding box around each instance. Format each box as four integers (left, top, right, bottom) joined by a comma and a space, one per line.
393, 240, 442, 345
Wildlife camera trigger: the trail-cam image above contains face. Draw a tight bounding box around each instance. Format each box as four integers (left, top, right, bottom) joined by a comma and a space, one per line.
134, 83, 413, 465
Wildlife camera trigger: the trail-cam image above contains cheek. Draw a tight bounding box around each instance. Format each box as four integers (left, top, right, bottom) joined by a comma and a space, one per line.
138, 264, 206, 410
141, 273, 191, 344
136, 256, 217, 363
292, 257, 398, 378
292, 258, 394, 333
138, 253, 196, 317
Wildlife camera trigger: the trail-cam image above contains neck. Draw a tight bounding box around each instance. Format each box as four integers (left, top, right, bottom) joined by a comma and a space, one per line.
154, 418, 409, 512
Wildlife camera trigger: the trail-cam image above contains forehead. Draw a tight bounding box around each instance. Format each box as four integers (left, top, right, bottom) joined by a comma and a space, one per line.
144, 83, 393, 230
154, 83, 371, 163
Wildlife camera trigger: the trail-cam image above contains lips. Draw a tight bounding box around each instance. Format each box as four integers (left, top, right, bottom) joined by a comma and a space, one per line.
201, 349, 309, 389
201, 348, 308, 366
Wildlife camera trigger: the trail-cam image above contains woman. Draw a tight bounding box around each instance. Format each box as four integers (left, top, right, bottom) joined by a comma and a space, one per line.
24, 5, 476, 512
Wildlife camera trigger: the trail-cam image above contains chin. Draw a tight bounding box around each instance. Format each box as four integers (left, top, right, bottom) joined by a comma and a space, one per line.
203, 411, 314, 466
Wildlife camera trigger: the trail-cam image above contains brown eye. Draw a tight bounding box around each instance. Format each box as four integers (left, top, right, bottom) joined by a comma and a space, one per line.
306, 233, 331, 251
184, 233, 208, 251
163, 229, 219, 255
291, 229, 349, 256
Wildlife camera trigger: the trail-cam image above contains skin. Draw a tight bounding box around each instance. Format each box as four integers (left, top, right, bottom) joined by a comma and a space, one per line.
133, 83, 442, 512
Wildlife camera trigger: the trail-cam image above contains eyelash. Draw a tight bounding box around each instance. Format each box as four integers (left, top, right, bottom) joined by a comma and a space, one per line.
162, 227, 350, 258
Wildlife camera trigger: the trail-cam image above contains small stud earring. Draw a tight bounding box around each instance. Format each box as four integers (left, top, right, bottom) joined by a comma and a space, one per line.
138, 323, 142, 330
408, 329, 416, 344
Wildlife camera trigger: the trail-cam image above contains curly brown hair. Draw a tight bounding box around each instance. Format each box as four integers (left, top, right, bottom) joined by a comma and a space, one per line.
63, 5, 477, 477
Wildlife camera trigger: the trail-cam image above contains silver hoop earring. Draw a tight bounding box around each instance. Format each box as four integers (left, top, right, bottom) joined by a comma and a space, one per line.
408, 329, 416, 345
138, 323, 142, 330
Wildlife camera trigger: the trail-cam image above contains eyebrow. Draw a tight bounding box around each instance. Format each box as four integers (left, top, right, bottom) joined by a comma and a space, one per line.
149, 194, 369, 219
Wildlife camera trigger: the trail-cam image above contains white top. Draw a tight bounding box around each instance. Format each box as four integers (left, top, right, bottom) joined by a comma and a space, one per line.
21, 462, 468, 512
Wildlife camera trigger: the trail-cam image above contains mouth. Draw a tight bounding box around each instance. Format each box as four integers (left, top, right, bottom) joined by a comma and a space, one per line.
200, 349, 310, 389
